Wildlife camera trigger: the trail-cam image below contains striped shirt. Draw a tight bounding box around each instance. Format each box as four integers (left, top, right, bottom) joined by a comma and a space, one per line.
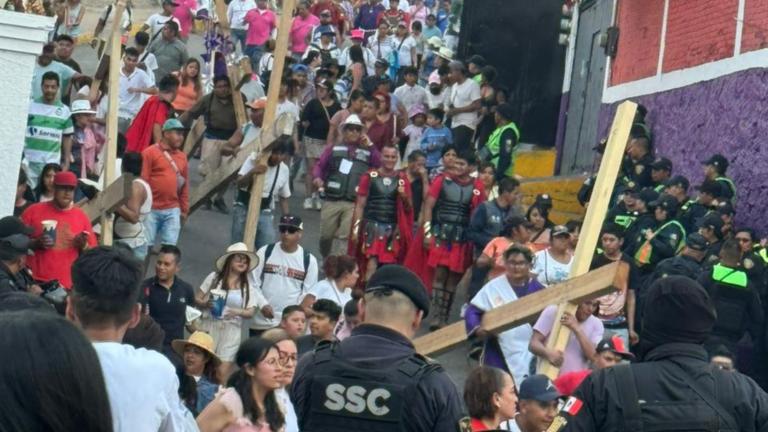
24, 99, 73, 176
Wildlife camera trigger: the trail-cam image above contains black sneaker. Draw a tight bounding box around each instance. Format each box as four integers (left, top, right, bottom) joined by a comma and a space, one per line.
213, 198, 229, 214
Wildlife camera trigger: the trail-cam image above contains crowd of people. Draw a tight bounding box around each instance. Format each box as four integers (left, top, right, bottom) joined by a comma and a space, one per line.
5, 0, 768, 430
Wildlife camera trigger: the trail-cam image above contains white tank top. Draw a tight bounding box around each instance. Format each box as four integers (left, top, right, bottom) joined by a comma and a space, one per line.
114, 178, 153, 245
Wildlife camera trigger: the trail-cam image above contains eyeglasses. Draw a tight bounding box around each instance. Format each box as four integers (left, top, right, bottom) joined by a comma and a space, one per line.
278, 351, 298, 365
279, 226, 300, 234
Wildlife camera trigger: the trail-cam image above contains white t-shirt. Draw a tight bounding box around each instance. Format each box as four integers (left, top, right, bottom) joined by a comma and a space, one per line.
532, 249, 573, 286
470, 275, 534, 387
448, 78, 482, 129
393, 35, 417, 67
368, 34, 394, 60
305, 278, 352, 307
277, 99, 300, 123
227, 0, 256, 30
339, 45, 376, 76
118, 67, 154, 119
276, 388, 299, 432
237, 157, 291, 209
251, 244, 319, 329
394, 83, 427, 113
145, 14, 182, 40
92, 342, 198, 432
141, 52, 159, 86
427, 87, 449, 110
99, 5, 132, 36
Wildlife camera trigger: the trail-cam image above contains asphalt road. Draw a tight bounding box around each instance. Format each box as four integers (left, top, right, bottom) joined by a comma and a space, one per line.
73, 35, 473, 391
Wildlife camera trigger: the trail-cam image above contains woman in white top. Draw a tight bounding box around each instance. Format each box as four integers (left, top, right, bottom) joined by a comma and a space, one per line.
196, 242, 266, 380
532, 225, 574, 286
114, 153, 153, 260
261, 328, 300, 432
300, 254, 359, 312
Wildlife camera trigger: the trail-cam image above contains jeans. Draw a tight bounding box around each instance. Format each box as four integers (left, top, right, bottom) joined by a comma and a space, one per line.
231, 204, 276, 249
143, 207, 181, 246
231, 28, 248, 53
245, 44, 264, 72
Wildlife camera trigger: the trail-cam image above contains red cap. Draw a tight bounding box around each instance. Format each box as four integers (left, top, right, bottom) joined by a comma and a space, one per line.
53, 171, 78, 188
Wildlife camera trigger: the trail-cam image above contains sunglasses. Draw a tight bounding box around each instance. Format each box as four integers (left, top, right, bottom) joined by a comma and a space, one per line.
280, 226, 300, 234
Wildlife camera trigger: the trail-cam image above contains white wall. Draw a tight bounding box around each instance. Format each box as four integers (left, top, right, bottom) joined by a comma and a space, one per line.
0, 11, 53, 216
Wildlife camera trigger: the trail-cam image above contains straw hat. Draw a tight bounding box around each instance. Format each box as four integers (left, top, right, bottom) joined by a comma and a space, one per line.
437, 46, 454, 61
215, 242, 259, 272
172, 331, 221, 366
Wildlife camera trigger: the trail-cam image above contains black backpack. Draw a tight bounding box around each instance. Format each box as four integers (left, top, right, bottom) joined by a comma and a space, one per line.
260, 243, 311, 284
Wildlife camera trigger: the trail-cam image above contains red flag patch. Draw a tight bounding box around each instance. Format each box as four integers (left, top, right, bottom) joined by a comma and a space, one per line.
563, 396, 583, 416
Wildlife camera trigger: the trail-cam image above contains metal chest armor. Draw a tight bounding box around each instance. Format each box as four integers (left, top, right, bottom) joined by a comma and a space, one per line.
325, 146, 373, 202
364, 172, 399, 224
431, 178, 474, 243
303, 341, 440, 432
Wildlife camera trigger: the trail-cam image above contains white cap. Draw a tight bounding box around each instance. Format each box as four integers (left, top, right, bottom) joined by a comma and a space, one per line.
70, 99, 97, 115
342, 114, 364, 128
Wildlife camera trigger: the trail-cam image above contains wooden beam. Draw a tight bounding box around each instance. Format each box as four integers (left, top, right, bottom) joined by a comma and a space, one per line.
537, 100, 637, 379
413, 262, 623, 357
100, 0, 127, 246
183, 118, 206, 157
242, 0, 296, 250
81, 174, 134, 224
89, 0, 126, 104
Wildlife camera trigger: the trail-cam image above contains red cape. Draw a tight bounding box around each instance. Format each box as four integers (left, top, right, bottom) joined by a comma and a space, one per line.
349, 170, 414, 284
404, 174, 485, 291
125, 96, 171, 153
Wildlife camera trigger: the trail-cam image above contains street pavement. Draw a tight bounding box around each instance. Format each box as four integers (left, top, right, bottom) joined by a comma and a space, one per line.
73, 36, 473, 391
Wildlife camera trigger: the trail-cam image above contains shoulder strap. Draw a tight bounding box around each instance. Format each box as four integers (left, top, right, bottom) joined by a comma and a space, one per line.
302, 249, 311, 282
265, 163, 280, 203
614, 364, 644, 432
665, 362, 738, 430
260, 243, 277, 281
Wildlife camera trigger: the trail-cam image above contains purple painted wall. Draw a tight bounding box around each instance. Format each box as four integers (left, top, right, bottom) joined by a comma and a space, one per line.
597, 67, 768, 235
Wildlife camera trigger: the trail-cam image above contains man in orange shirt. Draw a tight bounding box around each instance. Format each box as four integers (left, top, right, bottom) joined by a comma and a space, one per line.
141, 118, 189, 247
21, 171, 97, 289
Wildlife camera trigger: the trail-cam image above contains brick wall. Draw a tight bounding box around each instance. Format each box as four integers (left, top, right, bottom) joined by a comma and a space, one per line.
742, 0, 768, 53
610, 0, 664, 85
662, 0, 737, 72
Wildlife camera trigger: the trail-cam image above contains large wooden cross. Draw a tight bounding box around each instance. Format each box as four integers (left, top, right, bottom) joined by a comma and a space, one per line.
413, 101, 638, 371
80, 174, 134, 224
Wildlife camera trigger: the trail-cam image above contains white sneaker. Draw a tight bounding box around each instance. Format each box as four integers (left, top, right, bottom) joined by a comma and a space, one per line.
313, 195, 322, 210
303, 198, 313, 210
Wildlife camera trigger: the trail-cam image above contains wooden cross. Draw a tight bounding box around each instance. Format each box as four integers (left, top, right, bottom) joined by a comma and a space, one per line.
81, 174, 134, 225
242, 0, 297, 250
413, 101, 638, 370
536, 101, 637, 379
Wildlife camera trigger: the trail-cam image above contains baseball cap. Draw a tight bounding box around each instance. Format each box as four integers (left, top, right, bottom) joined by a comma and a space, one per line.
595, 335, 635, 360
428, 72, 441, 86
247, 97, 267, 110
320, 9, 331, 16
467, 54, 486, 67
551, 225, 570, 237
350, 29, 365, 40
366, 265, 430, 317
703, 154, 729, 171
278, 215, 303, 230
162, 118, 187, 131
397, 20, 408, 27
696, 179, 723, 197
374, 58, 390, 68
651, 157, 672, 172
53, 171, 78, 188
685, 233, 709, 252
316, 78, 331, 89
717, 201, 735, 216
649, 194, 677, 211
637, 188, 660, 204
664, 175, 690, 191
0, 216, 33, 237
518, 374, 561, 402
291, 63, 309, 74
697, 213, 724, 236
408, 104, 426, 119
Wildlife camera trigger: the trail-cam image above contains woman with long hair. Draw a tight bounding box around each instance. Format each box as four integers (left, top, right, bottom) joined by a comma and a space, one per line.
196, 243, 264, 380
33, 163, 61, 202
463, 366, 518, 431
345, 44, 366, 92
527, 202, 555, 252
197, 338, 286, 432
0, 312, 113, 431
173, 331, 222, 416
261, 329, 299, 432
300, 79, 342, 210
172, 58, 203, 114
300, 254, 358, 311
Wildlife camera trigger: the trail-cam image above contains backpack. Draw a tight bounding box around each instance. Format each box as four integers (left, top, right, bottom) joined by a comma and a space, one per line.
310, 44, 334, 65
260, 243, 312, 284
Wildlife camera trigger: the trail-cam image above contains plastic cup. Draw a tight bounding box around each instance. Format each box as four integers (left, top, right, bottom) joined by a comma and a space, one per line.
41, 220, 57, 243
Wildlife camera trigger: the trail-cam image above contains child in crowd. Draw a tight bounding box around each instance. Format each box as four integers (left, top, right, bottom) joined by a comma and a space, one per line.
403, 105, 427, 160
429, 144, 457, 182
70, 99, 104, 180
421, 108, 452, 176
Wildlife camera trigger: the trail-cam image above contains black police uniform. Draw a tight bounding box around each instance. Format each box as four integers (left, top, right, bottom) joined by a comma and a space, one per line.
0, 263, 28, 294
651, 254, 702, 281
290, 324, 465, 432
622, 212, 655, 256
679, 200, 712, 234
619, 153, 654, 190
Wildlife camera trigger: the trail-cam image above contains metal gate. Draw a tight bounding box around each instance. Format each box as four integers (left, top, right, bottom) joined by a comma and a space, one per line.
560, 0, 614, 174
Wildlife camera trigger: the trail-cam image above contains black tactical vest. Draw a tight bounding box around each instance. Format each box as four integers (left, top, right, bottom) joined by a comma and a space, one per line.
709, 265, 752, 341
364, 173, 398, 224
434, 178, 473, 226
302, 341, 440, 432
325, 145, 373, 202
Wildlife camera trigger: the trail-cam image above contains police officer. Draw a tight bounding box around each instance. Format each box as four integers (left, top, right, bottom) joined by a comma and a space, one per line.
679, 180, 720, 234
698, 239, 764, 354
605, 186, 640, 234
702, 154, 737, 203
479, 103, 519, 181
633, 194, 686, 275
663, 175, 691, 209
0, 216, 36, 294
698, 213, 725, 266
561, 276, 768, 431
290, 265, 466, 431
735, 228, 766, 290
313, 114, 381, 258
650, 157, 672, 193
649, 232, 708, 282
618, 132, 654, 190
622, 188, 659, 255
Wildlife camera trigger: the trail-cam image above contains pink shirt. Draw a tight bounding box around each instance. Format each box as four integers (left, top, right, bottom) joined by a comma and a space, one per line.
172, 0, 197, 37
533, 305, 605, 375
244, 8, 276, 46
289, 14, 320, 54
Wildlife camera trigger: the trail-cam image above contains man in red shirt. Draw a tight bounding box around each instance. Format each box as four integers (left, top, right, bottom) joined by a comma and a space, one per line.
125, 75, 179, 153
377, 0, 409, 34
309, 0, 344, 40
141, 118, 189, 247
21, 171, 97, 289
